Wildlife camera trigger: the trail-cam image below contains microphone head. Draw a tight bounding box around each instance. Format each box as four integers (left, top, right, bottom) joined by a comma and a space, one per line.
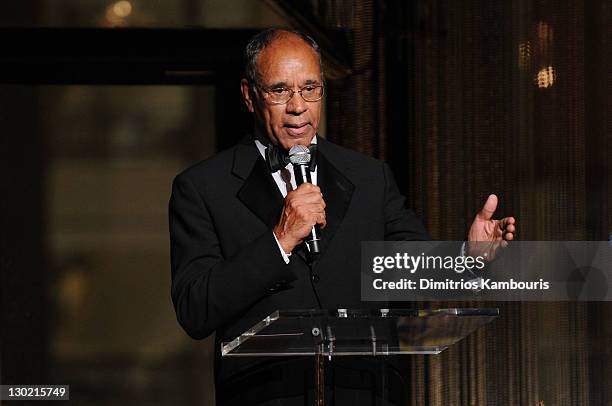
288, 145, 311, 165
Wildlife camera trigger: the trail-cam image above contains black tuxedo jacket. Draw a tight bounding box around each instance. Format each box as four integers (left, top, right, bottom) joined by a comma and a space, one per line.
169, 136, 430, 402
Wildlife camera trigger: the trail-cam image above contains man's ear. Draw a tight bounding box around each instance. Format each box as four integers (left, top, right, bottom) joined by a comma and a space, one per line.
240, 79, 255, 113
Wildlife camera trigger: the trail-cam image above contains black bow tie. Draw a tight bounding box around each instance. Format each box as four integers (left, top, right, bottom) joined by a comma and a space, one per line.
265, 143, 318, 173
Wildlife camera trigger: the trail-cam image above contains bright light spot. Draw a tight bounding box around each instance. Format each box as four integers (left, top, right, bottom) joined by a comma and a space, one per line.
535, 66, 556, 88
113, 1, 132, 18
104, 0, 132, 27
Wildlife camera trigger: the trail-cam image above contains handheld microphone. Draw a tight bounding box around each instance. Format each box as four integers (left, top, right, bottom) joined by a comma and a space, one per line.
288, 145, 321, 255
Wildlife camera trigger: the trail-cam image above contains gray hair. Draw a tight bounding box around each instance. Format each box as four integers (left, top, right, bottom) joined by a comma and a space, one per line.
243, 28, 323, 88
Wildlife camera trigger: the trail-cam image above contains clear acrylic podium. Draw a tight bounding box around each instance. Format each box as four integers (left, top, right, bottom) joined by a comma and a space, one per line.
222, 308, 498, 405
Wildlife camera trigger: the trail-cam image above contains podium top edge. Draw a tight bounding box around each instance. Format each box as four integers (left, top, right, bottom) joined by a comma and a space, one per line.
275, 308, 499, 318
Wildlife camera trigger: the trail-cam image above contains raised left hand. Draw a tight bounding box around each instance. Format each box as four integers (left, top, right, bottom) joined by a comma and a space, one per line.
467, 194, 516, 261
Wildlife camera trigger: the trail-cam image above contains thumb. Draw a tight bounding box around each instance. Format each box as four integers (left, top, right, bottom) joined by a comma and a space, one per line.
478, 194, 498, 221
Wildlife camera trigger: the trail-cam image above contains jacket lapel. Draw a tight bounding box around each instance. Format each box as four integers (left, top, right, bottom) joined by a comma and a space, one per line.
316, 139, 355, 257
234, 139, 284, 230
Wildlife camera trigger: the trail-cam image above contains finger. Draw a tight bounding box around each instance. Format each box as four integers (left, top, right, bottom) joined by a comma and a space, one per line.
504, 224, 515, 233
304, 204, 326, 215
501, 240, 508, 248
314, 213, 327, 228
288, 192, 325, 206
300, 194, 326, 205
303, 211, 325, 222
504, 232, 514, 241
291, 186, 323, 198
499, 216, 516, 228
477, 194, 498, 221
295, 183, 320, 193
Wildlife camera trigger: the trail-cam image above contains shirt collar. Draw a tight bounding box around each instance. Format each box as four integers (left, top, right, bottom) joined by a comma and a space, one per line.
254, 135, 318, 161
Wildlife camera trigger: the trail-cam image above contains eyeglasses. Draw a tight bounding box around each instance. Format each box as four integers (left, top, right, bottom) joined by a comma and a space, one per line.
257, 84, 325, 104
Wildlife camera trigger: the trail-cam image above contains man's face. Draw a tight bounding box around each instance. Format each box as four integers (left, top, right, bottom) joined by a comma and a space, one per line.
241, 35, 323, 150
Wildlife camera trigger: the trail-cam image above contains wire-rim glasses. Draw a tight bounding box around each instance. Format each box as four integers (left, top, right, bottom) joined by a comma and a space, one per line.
257, 84, 325, 104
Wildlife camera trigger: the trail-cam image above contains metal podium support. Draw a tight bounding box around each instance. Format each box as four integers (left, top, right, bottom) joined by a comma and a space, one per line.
315, 343, 325, 406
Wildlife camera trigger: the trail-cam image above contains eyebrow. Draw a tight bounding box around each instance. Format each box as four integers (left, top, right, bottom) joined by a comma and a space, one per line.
267, 79, 321, 88
267, 81, 289, 89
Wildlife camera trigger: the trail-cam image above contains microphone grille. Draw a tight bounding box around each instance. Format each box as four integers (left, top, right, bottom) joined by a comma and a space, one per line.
288, 145, 311, 165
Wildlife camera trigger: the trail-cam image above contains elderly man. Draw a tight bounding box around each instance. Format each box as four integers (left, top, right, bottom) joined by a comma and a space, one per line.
169, 28, 516, 406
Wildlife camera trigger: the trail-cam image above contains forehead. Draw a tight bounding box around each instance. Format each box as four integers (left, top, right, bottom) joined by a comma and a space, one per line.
256, 35, 321, 85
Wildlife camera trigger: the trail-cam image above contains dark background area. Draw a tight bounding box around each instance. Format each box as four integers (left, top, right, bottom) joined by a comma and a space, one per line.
1, 0, 610, 405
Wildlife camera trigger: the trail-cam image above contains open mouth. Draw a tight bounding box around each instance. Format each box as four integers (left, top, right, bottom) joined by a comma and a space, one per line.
284, 123, 309, 136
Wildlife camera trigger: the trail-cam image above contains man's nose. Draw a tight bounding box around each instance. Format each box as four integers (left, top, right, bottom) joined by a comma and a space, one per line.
285, 92, 307, 115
